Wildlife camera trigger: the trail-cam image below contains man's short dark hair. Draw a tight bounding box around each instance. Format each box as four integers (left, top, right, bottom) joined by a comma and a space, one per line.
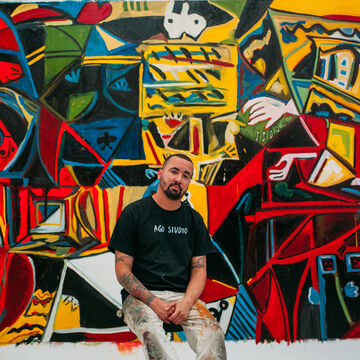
162, 154, 193, 169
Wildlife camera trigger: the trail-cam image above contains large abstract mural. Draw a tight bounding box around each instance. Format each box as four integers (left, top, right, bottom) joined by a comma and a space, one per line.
0, 0, 360, 345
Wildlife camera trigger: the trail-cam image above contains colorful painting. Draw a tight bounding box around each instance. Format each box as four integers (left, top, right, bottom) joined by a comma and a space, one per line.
0, 0, 360, 345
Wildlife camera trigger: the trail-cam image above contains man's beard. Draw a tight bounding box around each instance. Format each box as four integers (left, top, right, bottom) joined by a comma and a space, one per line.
164, 183, 183, 200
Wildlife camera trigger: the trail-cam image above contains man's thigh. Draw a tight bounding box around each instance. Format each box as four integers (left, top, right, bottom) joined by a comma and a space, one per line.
182, 301, 226, 358
122, 295, 163, 333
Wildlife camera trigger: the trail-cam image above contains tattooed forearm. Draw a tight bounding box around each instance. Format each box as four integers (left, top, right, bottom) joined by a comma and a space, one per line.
118, 272, 155, 305
191, 256, 206, 269
115, 251, 156, 305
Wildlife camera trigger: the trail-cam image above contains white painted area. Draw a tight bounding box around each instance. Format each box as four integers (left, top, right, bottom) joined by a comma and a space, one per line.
0, 340, 359, 360
68, 252, 122, 308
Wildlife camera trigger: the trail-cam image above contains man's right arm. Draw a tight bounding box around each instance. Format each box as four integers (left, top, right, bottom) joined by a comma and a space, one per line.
115, 250, 174, 323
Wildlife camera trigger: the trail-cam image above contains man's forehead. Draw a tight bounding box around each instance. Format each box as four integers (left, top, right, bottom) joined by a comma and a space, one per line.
164, 157, 193, 172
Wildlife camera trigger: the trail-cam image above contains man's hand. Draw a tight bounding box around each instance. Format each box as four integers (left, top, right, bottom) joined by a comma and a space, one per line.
150, 297, 176, 324
168, 298, 193, 325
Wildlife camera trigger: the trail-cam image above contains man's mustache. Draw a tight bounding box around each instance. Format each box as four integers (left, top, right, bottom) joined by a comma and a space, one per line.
168, 183, 182, 192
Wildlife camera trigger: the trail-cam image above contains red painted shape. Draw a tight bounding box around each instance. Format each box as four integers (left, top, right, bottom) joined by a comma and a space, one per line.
250, 269, 271, 315
145, 132, 161, 165
192, 126, 200, 155
39, 107, 63, 183
343, 321, 360, 339
0, 62, 22, 84
12, 9, 67, 23
162, 55, 234, 68
261, 272, 288, 341
77, 2, 112, 24
300, 115, 328, 145
165, 118, 183, 128
324, 15, 360, 22
85, 331, 137, 342
58, 167, 77, 186
63, 122, 105, 165
207, 150, 264, 235
0, 253, 34, 331
0, 121, 18, 170
0, 28, 19, 52
277, 219, 313, 258
200, 278, 237, 303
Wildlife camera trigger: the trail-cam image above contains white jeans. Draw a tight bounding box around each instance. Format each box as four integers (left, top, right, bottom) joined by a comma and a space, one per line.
122, 291, 227, 360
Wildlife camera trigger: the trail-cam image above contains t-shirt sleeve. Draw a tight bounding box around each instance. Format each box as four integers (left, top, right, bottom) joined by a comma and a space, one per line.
108, 205, 137, 256
192, 210, 216, 257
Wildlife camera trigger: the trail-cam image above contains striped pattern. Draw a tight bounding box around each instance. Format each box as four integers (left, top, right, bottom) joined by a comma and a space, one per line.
226, 285, 257, 340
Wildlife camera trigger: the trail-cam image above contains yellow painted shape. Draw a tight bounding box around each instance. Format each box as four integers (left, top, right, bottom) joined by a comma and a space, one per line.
11, 4, 38, 17
0, 186, 7, 245
123, 186, 147, 208
199, 17, 239, 43
54, 295, 80, 329
187, 183, 208, 227
228, 296, 237, 306
105, 1, 167, 22
142, 129, 164, 166
96, 25, 125, 51
0, 290, 54, 343
314, 155, 354, 187
271, 0, 360, 17
105, 186, 123, 234
305, 89, 355, 119
327, 123, 355, 166
139, 43, 238, 118
237, 12, 268, 49
265, 68, 290, 97
253, 58, 267, 77
308, 82, 360, 114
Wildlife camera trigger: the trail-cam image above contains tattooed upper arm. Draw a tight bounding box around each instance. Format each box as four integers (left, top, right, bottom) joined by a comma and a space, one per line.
115, 251, 133, 269
191, 256, 206, 269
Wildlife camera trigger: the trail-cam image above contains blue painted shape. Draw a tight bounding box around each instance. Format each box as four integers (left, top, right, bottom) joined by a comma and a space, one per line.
65, 68, 81, 84
317, 256, 331, 340
84, 26, 138, 57
0, 11, 38, 99
143, 179, 159, 198
112, 116, 145, 160
211, 238, 240, 286
344, 281, 359, 298
38, 1, 84, 19
70, 116, 144, 162
38, 204, 60, 221
225, 285, 256, 341
98, 168, 125, 188
175, 331, 187, 342
308, 287, 320, 305
342, 188, 360, 196
345, 253, 360, 272
145, 169, 157, 179
280, 28, 297, 43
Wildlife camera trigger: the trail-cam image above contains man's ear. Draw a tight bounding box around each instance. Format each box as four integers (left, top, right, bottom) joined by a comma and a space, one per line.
157, 168, 163, 180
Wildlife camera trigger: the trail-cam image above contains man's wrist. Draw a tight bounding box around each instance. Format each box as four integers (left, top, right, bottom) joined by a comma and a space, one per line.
182, 296, 195, 309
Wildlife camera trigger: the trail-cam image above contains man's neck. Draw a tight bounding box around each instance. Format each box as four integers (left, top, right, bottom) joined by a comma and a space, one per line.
152, 192, 181, 211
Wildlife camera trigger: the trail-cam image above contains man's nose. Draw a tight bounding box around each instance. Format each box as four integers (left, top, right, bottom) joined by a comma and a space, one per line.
174, 173, 182, 183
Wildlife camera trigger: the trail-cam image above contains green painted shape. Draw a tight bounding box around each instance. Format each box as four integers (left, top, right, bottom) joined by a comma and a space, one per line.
293, 79, 312, 107
45, 56, 78, 87
238, 108, 296, 146
46, 25, 91, 53
67, 92, 96, 121
212, 0, 247, 17
44, 25, 91, 86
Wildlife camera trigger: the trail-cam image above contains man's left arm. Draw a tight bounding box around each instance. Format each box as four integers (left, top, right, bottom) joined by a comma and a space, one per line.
168, 255, 207, 325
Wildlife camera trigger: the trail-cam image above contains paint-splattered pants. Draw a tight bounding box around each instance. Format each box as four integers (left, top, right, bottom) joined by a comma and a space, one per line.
122, 291, 227, 360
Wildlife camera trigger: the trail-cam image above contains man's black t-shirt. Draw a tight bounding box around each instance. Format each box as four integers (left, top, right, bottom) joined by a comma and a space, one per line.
108, 196, 215, 301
